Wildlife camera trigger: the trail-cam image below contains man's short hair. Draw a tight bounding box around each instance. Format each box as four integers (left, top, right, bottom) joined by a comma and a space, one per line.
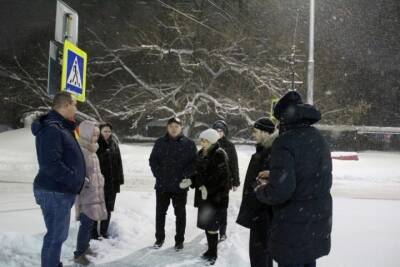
52, 91, 73, 109
167, 117, 182, 126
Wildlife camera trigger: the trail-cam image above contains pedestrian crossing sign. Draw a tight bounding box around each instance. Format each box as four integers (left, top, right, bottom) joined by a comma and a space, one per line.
61, 40, 87, 102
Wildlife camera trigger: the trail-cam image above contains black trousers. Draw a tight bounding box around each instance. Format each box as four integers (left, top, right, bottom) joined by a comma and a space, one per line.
92, 193, 116, 238
249, 221, 273, 267
218, 207, 227, 235
155, 191, 187, 243
92, 211, 111, 238
218, 194, 229, 235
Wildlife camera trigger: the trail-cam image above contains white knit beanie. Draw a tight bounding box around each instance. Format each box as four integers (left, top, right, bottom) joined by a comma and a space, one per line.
199, 128, 220, 144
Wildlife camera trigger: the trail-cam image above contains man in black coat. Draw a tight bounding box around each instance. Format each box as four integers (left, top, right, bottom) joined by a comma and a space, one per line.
212, 120, 240, 241
236, 117, 276, 267
255, 91, 333, 267
149, 117, 198, 250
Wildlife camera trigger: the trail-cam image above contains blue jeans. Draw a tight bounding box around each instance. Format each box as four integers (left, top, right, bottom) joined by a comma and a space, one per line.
74, 213, 95, 257
279, 262, 316, 267
34, 189, 75, 267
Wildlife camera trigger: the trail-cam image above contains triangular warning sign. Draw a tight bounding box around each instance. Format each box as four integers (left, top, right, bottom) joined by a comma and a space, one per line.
67, 57, 82, 88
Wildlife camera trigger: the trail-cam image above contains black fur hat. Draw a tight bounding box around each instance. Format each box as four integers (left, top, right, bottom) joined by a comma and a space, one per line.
253, 117, 275, 133
273, 91, 303, 120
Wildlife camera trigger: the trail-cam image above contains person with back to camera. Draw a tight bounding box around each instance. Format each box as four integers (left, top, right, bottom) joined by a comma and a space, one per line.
255, 91, 333, 267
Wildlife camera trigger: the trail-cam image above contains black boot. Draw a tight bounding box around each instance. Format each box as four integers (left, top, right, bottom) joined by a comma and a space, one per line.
202, 232, 212, 258
153, 239, 164, 249
202, 232, 218, 265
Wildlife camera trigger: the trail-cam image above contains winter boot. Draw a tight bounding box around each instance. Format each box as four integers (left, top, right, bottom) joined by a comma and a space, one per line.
74, 254, 91, 266
202, 231, 212, 258
202, 232, 218, 265
153, 239, 164, 249
174, 242, 184, 251
219, 234, 227, 242
84, 247, 97, 257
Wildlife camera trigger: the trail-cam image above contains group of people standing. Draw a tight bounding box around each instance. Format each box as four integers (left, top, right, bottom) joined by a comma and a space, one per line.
149, 118, 240, 264
148, 91, 333, 267
32, 90, 332, 267
32, 92, 124, 266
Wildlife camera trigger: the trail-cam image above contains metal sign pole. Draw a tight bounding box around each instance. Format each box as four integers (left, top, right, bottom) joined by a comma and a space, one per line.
47, 0, 79, 96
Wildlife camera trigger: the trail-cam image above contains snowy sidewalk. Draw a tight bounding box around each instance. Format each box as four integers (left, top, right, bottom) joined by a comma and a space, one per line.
1, 191, 400, 267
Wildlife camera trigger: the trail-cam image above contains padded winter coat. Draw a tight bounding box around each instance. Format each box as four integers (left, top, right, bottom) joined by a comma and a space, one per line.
32, 110, 85, 194
75, 121, 107, 221
191, 143, 230, 209
149, 134, 197, 193
256, 104, 332, 265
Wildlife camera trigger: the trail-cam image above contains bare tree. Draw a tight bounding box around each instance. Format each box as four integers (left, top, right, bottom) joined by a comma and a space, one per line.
86, 1, 284, 137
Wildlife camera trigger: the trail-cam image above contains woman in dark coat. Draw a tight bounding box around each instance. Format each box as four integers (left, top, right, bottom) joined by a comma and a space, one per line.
212, 120, 240, 241
92, 123, 124, 239
180, 129, 230, 265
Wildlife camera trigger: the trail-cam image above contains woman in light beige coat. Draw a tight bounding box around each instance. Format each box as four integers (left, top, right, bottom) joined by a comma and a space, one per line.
74, 120, 107, 266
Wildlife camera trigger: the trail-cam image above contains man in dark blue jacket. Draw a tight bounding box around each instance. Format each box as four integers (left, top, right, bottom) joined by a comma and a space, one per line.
255, 91, 332, 267
32, 91, 85, 267
149, 117, 197, 250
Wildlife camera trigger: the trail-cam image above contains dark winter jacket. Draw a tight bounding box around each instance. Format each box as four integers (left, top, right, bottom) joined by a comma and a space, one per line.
32, 110, 85, 194
236, 142, 273, 229
191, 143, 230, 209
97, 134, 124, 210
149, 134, 197, 193
218, 136, 240, 188
256, 104, 333, 265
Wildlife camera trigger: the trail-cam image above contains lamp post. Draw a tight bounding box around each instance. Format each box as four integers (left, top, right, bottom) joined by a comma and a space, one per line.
307, 0, 315, 105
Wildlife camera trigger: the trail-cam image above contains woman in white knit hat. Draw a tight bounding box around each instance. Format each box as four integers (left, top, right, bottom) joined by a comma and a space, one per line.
74, 120, 108, 266
180, 128, 230, 265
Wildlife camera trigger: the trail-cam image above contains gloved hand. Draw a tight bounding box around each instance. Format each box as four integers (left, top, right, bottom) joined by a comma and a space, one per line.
232, 186, 238, 192
179, 178, 192, 189
199, 185, 208, 200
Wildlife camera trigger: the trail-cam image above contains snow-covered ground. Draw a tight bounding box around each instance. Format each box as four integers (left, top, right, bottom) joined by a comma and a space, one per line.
0, 128, 400, 267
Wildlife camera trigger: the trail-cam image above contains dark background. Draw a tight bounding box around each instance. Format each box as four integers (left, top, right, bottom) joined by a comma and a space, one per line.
0, 0, 399, 136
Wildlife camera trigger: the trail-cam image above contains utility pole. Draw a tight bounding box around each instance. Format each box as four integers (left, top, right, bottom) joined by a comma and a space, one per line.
307, 0, 315, 105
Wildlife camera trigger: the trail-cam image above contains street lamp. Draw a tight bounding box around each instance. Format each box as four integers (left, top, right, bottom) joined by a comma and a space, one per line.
307, 0, 315, 105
